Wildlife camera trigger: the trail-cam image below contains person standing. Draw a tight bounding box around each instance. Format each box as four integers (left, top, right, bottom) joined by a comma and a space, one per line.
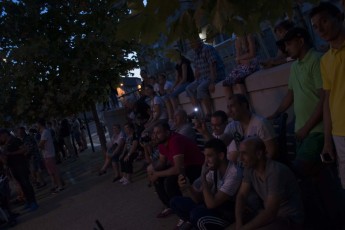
310, 1, 345, 190
37, 119, 64, 193
16, 127, 46, 189
269, 27, 324, 176
310, 4, 345, 228
0, 128, 38, 211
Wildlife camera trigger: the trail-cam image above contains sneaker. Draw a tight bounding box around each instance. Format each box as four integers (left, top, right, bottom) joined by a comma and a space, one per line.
156, 208, 173, 218
121, 178, 131, 185
176, 219, 185, 227
178, 221, 192, 230
98, 170, 106, 176
118, 177, 126, 183
51, 187, 64, 194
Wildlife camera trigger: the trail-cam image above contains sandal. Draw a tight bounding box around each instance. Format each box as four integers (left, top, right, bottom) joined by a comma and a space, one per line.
98, 170, 106, 176
156, 208, 173, 218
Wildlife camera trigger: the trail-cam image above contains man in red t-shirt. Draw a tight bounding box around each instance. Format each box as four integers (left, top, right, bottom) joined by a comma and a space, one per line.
147, 122, 204, 218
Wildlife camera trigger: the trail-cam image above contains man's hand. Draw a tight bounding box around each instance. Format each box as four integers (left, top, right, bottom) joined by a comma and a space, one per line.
295, 126, 309, 141
147, 163, 154, 173
193, 119, 207, 134
124, 155, 130, 162
148, 170, 159, 183
201, 162, 210, 181
322, 140, 336, 161
178, 174, 190, 191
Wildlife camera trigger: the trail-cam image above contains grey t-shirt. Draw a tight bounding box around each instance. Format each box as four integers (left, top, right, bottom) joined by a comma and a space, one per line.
243, 160, 304, 224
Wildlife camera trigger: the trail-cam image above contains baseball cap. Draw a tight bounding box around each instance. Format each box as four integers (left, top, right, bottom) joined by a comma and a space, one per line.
281, 27, 311, 43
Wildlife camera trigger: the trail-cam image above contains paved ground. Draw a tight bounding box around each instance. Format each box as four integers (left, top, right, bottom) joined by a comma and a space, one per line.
8, 145, 178, 230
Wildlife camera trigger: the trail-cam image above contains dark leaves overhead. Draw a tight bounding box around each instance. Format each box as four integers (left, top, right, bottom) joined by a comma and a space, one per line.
0, 0, 138, 125
118, 0, 318, 44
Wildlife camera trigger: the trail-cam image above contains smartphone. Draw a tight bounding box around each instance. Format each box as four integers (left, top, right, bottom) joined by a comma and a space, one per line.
320, 153, 334, 163
194, 107, 201, 120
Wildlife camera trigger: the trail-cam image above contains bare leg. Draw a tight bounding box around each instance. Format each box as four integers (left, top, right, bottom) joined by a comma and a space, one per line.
111, 161, 121, 178
100, 155, 111, 172
53, 173, 63, 188
170, 97, 180, 111
202, 97, 214, 117
35, 171, 45, 184
164, 99, 174, 121
223, 86, 233, 101
143, 145, 152, 165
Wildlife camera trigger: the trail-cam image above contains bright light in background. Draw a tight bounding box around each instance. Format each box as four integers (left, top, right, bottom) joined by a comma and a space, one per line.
129, 68, 141, 79
126, 1, 147, 80
126, 52, 141, 80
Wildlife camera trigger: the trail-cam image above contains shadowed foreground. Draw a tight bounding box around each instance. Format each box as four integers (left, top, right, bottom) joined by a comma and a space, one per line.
9, 147, 177, 230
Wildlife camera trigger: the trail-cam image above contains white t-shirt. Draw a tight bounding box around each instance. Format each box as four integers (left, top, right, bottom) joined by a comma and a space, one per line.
107, 131, 125, 153
193, 162, 243, 197
154, 81, 173, 95
150, 96, 168, 120
41, 128, 55, 158
225, 114, 276, 153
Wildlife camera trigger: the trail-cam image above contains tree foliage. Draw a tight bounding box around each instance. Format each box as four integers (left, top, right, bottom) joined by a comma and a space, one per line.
118, 0, 318, 45
0, 0, 138, 126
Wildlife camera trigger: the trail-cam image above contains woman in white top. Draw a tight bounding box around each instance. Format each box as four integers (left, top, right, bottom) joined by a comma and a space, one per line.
143, 84, 168, 133
99, 124, 125, 182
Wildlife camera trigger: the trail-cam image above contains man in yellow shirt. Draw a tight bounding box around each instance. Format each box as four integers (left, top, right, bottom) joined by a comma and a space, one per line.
310, 3, 345, 189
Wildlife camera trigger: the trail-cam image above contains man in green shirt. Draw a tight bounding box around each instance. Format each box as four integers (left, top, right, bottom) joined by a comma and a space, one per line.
269, 27, 324, 175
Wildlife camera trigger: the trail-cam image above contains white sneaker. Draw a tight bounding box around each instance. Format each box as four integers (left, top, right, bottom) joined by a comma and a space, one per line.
121, 178, 131, 185
118, 177, 126, 183
176, 219, 184, 227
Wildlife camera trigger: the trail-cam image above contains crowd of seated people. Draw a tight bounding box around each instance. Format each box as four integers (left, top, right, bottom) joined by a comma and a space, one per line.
102, 2, 345, 229
3, 3, 345, 229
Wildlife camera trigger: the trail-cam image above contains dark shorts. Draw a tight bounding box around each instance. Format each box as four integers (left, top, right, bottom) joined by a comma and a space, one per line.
296, 132, 324, 161
107, 144, 120, 163
29, 154, 43, 172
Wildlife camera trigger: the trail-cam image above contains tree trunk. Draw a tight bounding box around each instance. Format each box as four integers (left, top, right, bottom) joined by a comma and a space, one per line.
91, 103, 107, 156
